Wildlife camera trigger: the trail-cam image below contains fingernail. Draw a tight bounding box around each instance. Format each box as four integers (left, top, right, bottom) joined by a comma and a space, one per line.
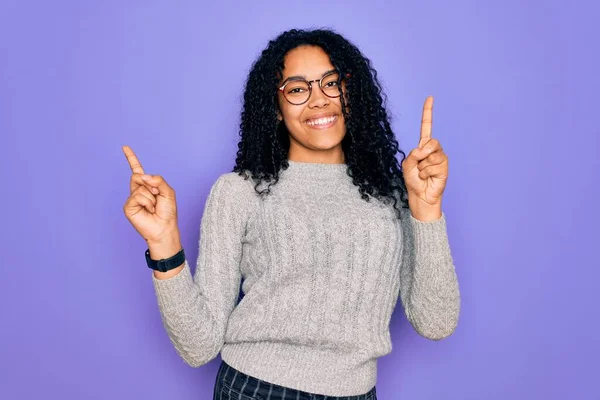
142, 175, 151, 181
152, 188, 159, 194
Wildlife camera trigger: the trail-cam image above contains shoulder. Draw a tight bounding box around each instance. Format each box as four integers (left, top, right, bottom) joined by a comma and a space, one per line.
208, 171, 261, 204
216, 171, 256, 191
202, 172, 261, 225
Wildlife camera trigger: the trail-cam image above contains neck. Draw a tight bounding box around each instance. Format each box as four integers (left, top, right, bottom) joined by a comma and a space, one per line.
287, 143, 345, 164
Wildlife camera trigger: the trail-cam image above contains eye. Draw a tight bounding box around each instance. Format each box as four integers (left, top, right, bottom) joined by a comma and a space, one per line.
324, 81, 338, 87
288, 87, 306, 94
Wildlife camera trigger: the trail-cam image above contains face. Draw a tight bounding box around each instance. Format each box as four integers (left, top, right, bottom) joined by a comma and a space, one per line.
277, 45, 347, 164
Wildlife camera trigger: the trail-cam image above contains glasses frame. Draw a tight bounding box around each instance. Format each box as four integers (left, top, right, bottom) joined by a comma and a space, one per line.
278, 70, 343, 105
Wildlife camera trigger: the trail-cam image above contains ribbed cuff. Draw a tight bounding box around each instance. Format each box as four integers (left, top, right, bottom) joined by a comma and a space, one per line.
408, 212, 451, 254
151, 260, 196, 312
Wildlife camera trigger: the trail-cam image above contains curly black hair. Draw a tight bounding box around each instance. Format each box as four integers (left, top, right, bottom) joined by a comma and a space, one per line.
233, 28, 409, 216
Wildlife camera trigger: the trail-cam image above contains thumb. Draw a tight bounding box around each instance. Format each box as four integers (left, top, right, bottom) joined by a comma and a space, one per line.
141, 174, 176, 200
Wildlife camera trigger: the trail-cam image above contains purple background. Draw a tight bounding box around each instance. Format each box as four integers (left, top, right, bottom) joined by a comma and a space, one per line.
1, 1, 598, 399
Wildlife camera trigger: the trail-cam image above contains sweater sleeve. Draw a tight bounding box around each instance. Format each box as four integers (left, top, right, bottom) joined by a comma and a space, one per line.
398, 209, 461, 340
151, 174, 248, 366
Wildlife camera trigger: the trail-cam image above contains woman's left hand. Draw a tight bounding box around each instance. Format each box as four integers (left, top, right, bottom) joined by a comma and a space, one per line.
401, 96, 448, 220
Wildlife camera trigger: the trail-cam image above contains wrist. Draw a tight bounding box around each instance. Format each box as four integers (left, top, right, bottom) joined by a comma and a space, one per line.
408, 197, 442, 222
147, 231, 182, 260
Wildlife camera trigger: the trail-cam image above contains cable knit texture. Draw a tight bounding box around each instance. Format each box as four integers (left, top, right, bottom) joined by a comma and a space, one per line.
151, 160, 460, 396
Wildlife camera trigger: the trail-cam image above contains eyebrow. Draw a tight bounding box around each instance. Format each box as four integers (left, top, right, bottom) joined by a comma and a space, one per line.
281, 69, 337, 83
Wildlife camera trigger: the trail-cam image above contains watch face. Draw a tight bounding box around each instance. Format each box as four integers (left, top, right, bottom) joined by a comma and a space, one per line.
145, 249, 160, 271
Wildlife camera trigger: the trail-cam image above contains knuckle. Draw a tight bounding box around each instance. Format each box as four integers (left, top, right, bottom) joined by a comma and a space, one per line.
124, 196, 134, 207
138, 186, 152, 197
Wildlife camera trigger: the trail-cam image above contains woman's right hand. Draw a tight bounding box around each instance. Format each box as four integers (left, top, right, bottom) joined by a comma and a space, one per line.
122, 145, 180, 245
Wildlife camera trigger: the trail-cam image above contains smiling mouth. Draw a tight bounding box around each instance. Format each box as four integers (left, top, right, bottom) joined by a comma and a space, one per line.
305, 115, 338, 128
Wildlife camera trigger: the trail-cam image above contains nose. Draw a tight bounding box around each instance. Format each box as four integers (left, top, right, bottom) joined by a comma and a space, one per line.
307, 83, 329, 108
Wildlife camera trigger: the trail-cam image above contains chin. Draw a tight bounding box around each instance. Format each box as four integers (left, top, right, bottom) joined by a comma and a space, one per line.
311, 139, 344, 150
302, 131, 343, 147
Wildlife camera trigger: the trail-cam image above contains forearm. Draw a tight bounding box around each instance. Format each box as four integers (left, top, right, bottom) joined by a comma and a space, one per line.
407, 254, 460, 340
151, 261, 226, 366
400, 211, 461, 340
147, 230, 222, 365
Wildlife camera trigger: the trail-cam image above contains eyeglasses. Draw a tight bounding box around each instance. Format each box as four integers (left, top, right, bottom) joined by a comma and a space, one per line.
278, 70, 342, 105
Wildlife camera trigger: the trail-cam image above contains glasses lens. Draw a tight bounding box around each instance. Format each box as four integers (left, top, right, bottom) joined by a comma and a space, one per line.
283, 80, 310, 104
321, 72, 341, 98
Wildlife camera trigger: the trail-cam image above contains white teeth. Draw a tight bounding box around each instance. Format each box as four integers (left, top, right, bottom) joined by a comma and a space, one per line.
306, 116, 336, 126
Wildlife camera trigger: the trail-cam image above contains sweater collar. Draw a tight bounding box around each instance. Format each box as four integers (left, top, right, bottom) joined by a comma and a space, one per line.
283, 159, 349, 180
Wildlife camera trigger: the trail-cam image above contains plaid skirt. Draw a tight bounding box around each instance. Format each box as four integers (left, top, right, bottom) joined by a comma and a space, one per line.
213, 359, 377, 400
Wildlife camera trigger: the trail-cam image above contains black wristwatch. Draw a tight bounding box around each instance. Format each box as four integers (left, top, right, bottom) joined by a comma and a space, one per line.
145, 247, 186, 272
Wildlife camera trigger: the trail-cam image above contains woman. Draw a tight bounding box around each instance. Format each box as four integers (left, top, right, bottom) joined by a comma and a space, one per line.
123, 28, 460, 399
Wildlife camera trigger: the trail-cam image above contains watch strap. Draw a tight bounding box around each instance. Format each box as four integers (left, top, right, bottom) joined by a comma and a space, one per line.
145, 247, 185, 273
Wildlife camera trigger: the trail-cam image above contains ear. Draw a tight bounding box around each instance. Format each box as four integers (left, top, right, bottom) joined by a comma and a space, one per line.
277, 111, 283, 121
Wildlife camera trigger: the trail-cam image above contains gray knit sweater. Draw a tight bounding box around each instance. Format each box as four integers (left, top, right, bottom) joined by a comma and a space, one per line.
151, 160, 460, 396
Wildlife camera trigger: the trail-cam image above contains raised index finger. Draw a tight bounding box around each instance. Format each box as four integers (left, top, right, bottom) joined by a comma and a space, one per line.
122, 145, 145, 175
419, 96, 434, 148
